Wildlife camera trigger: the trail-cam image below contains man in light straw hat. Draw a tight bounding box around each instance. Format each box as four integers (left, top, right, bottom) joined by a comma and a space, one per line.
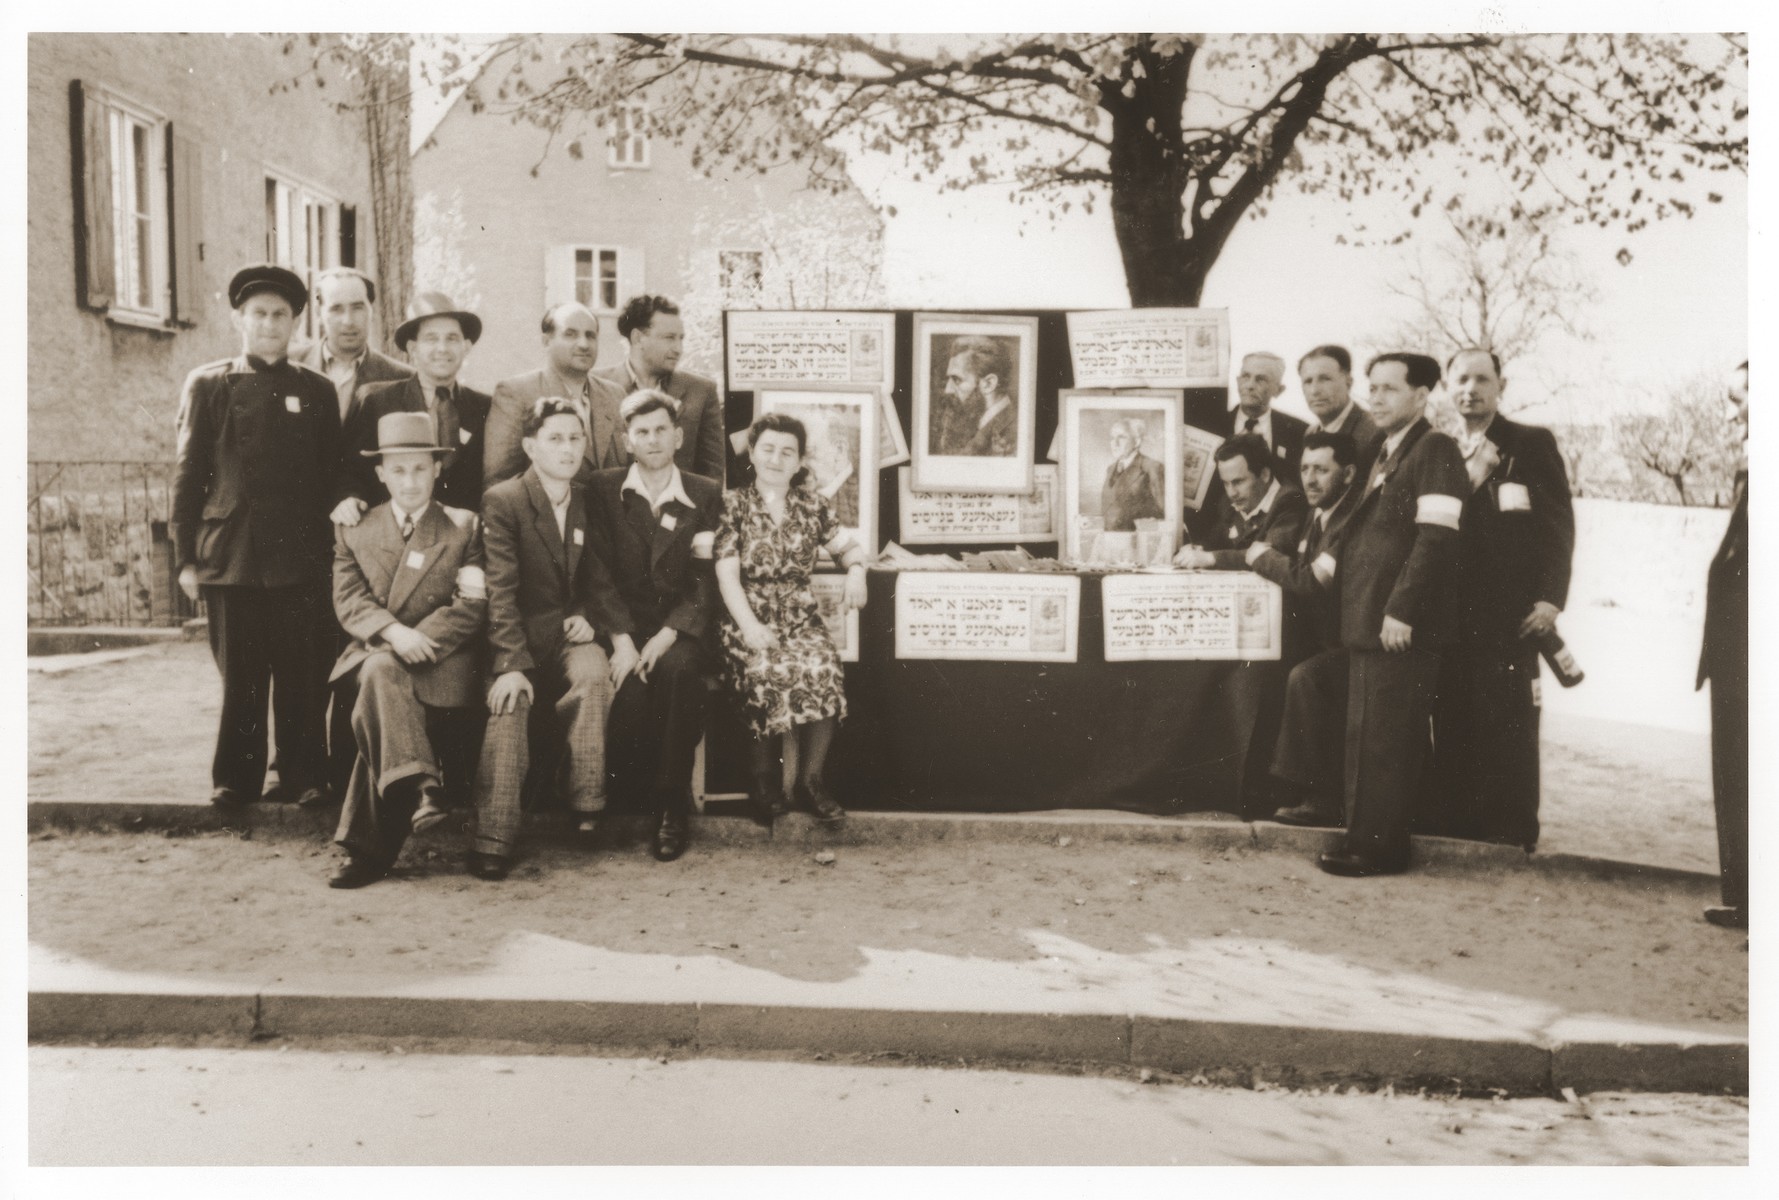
327, 411, 489, 888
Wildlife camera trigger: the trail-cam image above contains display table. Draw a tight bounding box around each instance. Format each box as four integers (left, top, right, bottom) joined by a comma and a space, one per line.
701, 569, 1286, 817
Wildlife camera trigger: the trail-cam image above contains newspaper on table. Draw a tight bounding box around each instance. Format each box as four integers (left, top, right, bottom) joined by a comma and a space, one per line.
808, 572, 861, 663
894, 571, 1081, 663
725, 310, 895, 392
876, 541, 968, 571
1100, 570, 1282, 662
1065, 308, 1229, 389
897, 465, 1059, 545
1181, 423, 1226, 512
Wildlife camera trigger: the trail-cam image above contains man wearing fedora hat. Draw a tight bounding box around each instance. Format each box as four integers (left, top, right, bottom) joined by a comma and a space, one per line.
343, 293, 493, 514
172, 264, 342, 809
328, 411, 489, 888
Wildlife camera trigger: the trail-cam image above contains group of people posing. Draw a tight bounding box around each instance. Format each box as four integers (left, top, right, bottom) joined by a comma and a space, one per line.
173, 264, 862, 888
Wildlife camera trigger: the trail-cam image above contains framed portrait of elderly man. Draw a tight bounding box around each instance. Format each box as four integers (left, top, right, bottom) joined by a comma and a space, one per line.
757, 385, 880, 557
911, 312, 1040, 493
1059, 389, 1184, 566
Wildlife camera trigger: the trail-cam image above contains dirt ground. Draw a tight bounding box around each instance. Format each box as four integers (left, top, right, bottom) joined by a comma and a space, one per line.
28, 640, 1723, 870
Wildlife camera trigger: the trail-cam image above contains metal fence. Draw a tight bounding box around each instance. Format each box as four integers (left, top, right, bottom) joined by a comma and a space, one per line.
27, 460, 199, 628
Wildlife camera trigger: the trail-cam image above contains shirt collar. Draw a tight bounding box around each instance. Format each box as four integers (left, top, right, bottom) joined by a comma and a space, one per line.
390, 498, 430, 527
1382, 424, 1412, 460
321, 342, 367, 373
1232, 406, 1272, 434
244, 354, 288, 372
622, 462, 693, 510
1238, 478, 1281, 519
1318, 402, 1356, 433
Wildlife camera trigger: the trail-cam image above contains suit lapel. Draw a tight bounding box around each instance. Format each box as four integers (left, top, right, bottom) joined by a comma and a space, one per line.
387, 503, 447, 615
589, 383, 620, 470
648, 499, 689, 568
356, 506, 402, 608
524, 469, 571, 579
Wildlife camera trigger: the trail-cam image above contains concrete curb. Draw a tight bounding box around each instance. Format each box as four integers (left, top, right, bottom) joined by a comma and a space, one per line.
26, 988, 1746, 1096
28, 800, 1719, 886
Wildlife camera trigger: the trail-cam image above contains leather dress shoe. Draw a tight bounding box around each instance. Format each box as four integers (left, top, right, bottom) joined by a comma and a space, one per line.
795, 781, 846, 823
260, 780, 292, 804
653, 810, 690, 862
328, 857, 387, 890
294, 786, 333, 810
410, 785, 449, 834
210, 787, 248, 807
1317, 850, 1406, 878
1271, 803, 1342, 828
466, 851, 511, 881
1703, 906, 1747, 930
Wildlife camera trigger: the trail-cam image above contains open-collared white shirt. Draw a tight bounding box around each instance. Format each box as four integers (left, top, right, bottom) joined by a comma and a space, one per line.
1315, 402, 1357, 435
1237, 478, 1282, 522
621, 462, 693, 514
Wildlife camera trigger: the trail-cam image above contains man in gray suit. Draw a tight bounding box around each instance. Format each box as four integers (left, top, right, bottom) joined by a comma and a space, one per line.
1298, 344, 1386, 477
483, 302, 629, 489
595, 294, 727, 481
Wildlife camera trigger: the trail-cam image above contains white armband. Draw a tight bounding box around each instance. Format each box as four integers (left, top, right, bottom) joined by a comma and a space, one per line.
456, 565, 487, 599
1415, 494, 1463, 530
691, 531, 716, 560
1311, 553, 1338, 586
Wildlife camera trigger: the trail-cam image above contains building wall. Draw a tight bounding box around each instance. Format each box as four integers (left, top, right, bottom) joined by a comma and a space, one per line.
27, 33, 376, 461
414, 73, 883, 393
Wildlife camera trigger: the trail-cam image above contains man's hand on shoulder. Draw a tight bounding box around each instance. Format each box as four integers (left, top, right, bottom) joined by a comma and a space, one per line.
331, 498, 368, 527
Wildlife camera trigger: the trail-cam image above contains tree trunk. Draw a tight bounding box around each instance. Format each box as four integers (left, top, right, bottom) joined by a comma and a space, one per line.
1104, 42, 1203, 307
362, 38, 413, 354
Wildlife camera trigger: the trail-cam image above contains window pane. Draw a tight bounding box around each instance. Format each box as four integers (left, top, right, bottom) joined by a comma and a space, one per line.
131, 124, 151, 220
135, 214, 153, 309
574, 248, 593, 306
598, 249, 618, 310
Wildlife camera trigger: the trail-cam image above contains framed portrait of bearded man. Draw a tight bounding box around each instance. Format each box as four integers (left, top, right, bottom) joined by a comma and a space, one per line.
911, 312, 1039, 493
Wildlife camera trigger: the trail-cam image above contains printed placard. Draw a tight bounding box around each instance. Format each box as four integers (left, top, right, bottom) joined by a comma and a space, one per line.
1100, 571, 1282, 662
897, 465, 1059, 545
726, 310, 894, 391
894, 572, 1080, 663
1066, 308, 1229, 389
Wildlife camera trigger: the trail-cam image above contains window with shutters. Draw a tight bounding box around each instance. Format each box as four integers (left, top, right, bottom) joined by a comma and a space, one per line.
573, 246, 623, 313
264, 173, 342, 337
607, 105, 650, 169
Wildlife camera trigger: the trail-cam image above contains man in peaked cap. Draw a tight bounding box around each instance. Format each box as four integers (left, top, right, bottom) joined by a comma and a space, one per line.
345, 292, 493, 513
172, 264, 342, 809
328, 411, 489, 888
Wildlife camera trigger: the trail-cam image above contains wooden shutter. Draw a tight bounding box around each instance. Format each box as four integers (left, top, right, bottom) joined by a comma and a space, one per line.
339, 203, 358, 268
168, 126, 203, 325
70, 80, 115, 311
544, 245, 577, 309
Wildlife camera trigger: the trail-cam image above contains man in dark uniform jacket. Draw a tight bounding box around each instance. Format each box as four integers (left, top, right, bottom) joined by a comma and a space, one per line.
1425, 349, 1575, 850
1700, 361, 1748, 931
584, 390, 725, 862
345, 293, 492, 512
172, 264, 341, 808
1250, 432, 1360, 828
1299, 344, 1387, 478
1318, 352, 1470, 876
1101, 418, 1167, 531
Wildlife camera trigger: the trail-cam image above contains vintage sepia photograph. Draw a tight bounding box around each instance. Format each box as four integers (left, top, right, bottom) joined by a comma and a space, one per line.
1059, 389, 1184, 565
911, 311, 1039, 493
758, 384, 880, 557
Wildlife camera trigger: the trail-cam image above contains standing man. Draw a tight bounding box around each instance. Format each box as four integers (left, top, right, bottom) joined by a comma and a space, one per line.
472, 398, 614, 880
342, 293, 492, 513
1699, 361, 1748, 930
1174, 434, 1308, 570
172, 265, 341, 809
296, 267, 414, 482
1232, 352, 1308, 480
1425, 349, 1575, 850
1318, 352, 1470, 877
931, 335, 1018, 457
1101, 419, 1167, 531
1299, 345, 1386, 477
584, 390, 725, 862
483, 302, 628, 488
596, 294, 727, 480
1252, 431, 1361, 827
327, 413, 488, 889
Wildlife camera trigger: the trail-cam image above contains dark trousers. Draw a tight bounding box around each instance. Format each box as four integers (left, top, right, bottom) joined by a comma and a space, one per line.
1425, 643, 1542, 848
607, 637, 708, 814
327, 628, 358, 798
1342, 647, 1441, 867
201, 582, 332, 796
1272, 648, 1349, 815
1709, 663, 1748, 911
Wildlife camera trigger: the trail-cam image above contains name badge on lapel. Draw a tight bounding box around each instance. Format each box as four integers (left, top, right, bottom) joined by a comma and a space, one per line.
459, 427, 473, 444
661, 513, 678, 532
1498, 482, 1532, 512
573, 528, 585, 546
405, 550, 425, 569
285, 396, 302, 414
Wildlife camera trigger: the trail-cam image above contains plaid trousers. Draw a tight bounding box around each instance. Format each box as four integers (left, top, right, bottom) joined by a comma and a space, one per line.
473, 639, 611, 856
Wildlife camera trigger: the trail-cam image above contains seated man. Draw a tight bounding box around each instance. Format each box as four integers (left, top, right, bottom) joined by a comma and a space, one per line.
584, 390, 725, 862
328, 412, 488, 888
1174, 433, 1308, 570
471, 398, 613, 880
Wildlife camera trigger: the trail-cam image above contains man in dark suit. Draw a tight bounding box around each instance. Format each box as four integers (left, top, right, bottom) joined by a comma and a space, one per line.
327, 412, 488, 889
1699, 361, 1748, 930
1299, 344, 1386, 477
172, 265, 341, 809
1188, 353, 1306, 543
1175, 433, 1309, 570
1101, 418, 1167, 531
344, 294, 492, 513
483, 302, 629, 489
596, 294, 727, 480
584, 390, 725, 862
471, 398, 613, 880
1318, 352, 1470, 877
1425, 349, 1575, 850
1251, 432, 1361, 827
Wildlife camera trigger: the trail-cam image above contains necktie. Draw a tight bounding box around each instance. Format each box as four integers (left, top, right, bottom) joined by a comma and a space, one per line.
400, 514, 415, 541
433, 386, 460, 457
1243, 416, 1259, 433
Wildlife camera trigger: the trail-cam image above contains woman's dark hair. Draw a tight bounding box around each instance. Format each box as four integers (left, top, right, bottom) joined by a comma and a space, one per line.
748, 412, 811, 487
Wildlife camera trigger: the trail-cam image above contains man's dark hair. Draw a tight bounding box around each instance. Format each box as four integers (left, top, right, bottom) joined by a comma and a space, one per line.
523, 397, 585, 439
1298, 344, 1351, 375
1367, 351, 1442, 391
946, 334, 1014, 397
1301, 430, 1358, 468
541, 302, 597, 337
313, 267, 377, 305
617, 294, 680, 340
1446, 346, 1503, 377
619, 388, 682, 428
1214, 433, 1273, 479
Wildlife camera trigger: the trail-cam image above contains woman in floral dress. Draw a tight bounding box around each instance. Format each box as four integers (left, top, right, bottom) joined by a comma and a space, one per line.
715, 413, 869, 822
